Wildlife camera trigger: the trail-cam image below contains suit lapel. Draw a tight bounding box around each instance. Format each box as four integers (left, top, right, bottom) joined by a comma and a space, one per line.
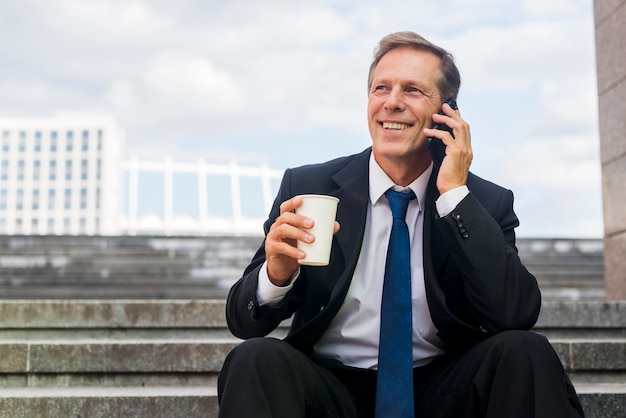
285, 149, 370, 349
323, 149, 370, 312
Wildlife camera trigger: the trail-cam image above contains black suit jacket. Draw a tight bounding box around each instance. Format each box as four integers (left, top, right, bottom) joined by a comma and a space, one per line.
226, 148, 541, 355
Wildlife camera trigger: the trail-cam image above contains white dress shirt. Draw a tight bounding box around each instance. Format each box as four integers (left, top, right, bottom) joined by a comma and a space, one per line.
257, 153, 469, 369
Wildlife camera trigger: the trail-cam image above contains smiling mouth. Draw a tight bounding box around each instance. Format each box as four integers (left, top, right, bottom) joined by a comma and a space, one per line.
381, 121, 413, 130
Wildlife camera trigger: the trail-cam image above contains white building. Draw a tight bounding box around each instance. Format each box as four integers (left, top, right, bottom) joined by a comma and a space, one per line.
0, 113, 124, 235
0, 114, 284, 237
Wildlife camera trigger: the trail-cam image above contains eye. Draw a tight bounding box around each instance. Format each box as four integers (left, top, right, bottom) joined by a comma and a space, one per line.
372, 85, 388, 93
406, 87, 424, 95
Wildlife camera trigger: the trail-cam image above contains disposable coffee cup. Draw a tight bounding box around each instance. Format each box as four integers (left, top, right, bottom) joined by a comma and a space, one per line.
296, 194, 339, 266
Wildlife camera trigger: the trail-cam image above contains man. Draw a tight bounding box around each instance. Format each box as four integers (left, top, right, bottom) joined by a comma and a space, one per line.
218, 31, 584, 417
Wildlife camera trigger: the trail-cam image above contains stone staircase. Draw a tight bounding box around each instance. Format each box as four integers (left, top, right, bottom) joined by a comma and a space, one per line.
0, 235, 263, 299
517, 238, 606, 300
0, 235, 607, 300
0, 235, 618, 416
0, 299, 624, 417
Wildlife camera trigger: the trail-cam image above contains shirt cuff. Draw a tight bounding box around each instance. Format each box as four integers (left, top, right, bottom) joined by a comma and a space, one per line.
256, 261, 300, 306
436, 185, 469, 218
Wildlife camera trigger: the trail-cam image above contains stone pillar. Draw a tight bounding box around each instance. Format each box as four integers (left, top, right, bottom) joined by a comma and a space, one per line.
594, 0, 626, 300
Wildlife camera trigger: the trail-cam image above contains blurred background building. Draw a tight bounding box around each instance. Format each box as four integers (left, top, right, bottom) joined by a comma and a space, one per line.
0, 114, 283, 237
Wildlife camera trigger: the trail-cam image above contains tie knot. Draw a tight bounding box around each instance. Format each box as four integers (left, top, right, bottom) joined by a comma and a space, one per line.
385, 189, 416, 220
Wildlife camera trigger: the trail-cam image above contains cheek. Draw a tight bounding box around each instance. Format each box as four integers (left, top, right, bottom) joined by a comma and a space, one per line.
367, 98, 382, 119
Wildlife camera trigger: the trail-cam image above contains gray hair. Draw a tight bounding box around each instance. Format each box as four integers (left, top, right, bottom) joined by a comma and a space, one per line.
368, 31, 461, 102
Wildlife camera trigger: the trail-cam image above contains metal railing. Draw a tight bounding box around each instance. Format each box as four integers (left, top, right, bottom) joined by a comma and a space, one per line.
119, 158, 284, 236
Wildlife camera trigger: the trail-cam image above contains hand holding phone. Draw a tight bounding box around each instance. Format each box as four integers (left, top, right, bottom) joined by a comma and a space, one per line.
427, 98, 458, 167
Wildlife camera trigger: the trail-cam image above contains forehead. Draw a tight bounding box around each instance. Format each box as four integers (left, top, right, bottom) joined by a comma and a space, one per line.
372, 47, 441, 85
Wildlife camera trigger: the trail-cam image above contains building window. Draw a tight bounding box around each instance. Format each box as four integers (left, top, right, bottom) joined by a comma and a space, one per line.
18, 131, 26, 152
97, 130, 103, 150
49, 160, 57, 180
17, 160, 25, 181
48, 189, 56, 210
2, 131, 9, 152
0, 189, 7, 210
48, 218, 54, 227
32, 218, 38, 228
1, 160, 8, 181
32, 189, 40, 210
96, 187, 101, 209
33, 160, 41, 181
66, 131, 73, 151
63, 218, 70, 233
97, 159, 102, 180
80, 188, 87, 209
82, 130, 89, 151
64, 189, 71, 209
50, 131, 58, 152
16, 189, 24, 210
65, 160, 72, 180
34, 132, 42, 152
81, 159, 88, 180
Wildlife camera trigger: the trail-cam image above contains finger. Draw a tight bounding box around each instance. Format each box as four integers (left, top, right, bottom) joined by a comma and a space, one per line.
442, 101, 460, 116
279, 195, 303, 215
269, 216, 314, 243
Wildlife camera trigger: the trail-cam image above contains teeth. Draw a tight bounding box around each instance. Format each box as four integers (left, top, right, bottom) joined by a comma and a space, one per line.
382, 122, 411, 130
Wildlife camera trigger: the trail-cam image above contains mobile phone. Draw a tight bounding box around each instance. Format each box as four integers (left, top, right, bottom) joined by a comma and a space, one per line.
427, 98, 458, 167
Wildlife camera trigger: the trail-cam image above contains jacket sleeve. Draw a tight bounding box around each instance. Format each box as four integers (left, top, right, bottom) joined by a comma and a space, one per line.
436, 188, 541, 333
224, 169, 300, 339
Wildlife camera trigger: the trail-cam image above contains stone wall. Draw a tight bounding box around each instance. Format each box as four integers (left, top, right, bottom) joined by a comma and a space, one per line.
594, 0, 626, 300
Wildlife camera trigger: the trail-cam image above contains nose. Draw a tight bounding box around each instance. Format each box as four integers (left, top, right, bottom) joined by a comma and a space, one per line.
383, 87, 405, 112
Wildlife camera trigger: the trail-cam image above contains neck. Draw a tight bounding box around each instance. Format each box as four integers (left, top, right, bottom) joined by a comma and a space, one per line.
374, 152, 431, 187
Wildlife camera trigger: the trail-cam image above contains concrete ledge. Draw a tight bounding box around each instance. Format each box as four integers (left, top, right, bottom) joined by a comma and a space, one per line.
551, 340, 626, 371
0, 339, 623, 377
0, 300, 227, 328
0, 341, 237, 373
577, 383, 626, 418
1, 299, 624, 329
537, 301, 626, 328
0, 385, 622, 418
0, 387, 217, 418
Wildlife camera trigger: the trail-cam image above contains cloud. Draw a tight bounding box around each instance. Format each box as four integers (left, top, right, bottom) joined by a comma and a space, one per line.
0, 0, 603, 237
142, 51, 244, 117
450, 17, 595, 92
498, 133, 601, 190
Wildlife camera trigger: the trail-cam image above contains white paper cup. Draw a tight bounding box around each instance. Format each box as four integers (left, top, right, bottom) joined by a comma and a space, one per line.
295, 194, 339, 266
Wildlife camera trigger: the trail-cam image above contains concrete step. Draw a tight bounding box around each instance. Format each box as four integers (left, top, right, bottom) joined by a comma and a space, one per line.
0, 339, 623, 386
0, 236, 606, 300
0, 299, 621, 331
0, 386, 218, 418
0, 340, 237, 376
575, 384, 626, 418
0, 300, 623, 384
0, 286, 231, 300
0, 385, 623, 418
0, 300, 623, 417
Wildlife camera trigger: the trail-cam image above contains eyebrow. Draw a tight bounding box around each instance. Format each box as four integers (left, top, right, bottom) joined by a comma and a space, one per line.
370, 77, 434, 93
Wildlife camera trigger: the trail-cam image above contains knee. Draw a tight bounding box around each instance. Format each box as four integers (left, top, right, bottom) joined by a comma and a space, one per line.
487, 330, 559, 365
222, 337, 287, 370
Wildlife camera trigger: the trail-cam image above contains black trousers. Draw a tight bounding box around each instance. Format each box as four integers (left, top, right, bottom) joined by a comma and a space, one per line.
217, 330, 585, 418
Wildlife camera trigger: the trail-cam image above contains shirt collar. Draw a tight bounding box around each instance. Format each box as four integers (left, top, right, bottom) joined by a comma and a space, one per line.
369, 152, 432, 212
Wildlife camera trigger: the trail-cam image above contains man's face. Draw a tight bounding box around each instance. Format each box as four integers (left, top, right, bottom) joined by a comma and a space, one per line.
367, 47, 442, 166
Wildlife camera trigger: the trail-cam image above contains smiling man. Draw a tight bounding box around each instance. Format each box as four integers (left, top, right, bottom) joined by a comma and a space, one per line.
217, 31, 585, 418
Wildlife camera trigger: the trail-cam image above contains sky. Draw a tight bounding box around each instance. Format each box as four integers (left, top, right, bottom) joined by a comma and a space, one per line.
0, 0, 603, 238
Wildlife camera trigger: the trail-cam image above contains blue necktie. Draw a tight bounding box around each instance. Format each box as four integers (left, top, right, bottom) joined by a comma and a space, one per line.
375, 189, 416, 418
